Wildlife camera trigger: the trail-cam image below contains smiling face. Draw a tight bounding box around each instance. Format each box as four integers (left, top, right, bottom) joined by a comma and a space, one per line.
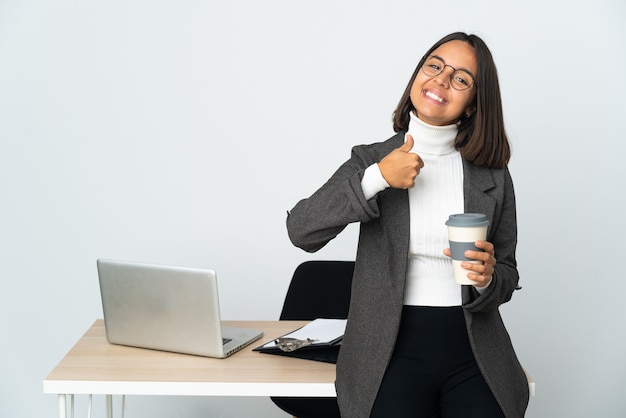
410, 40, 478, 126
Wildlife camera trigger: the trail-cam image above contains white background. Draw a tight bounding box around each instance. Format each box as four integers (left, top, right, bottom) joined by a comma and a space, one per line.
1, 1, 625, 417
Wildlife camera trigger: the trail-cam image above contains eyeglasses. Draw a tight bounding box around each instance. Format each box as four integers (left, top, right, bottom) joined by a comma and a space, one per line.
421, 56, 475, 91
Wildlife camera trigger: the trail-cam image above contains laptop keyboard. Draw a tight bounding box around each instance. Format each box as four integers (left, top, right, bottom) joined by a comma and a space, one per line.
222, 338, 232, 345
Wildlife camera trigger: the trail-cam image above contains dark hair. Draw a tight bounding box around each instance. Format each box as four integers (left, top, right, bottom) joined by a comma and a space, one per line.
392, 32, 510, 169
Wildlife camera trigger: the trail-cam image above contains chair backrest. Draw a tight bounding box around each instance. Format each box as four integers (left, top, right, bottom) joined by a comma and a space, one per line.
279, 260, 355, 320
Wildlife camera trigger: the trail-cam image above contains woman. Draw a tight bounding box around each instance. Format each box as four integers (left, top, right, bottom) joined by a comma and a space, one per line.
286, 32, 529, 417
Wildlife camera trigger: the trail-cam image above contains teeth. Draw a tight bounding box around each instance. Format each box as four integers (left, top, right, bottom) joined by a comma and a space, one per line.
426, 91, 444, 103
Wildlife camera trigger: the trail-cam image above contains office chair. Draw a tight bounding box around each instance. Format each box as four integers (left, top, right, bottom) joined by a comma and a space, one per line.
271, 260, 355, 418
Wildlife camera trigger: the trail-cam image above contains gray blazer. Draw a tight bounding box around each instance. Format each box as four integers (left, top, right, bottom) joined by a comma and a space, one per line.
287, 132, 529, 418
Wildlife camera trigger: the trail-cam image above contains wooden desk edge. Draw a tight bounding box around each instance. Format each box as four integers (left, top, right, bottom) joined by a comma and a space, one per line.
44, 319, 337, 397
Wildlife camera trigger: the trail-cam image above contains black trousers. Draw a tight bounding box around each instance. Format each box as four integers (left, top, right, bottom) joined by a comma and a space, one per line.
370, 306, 505, 418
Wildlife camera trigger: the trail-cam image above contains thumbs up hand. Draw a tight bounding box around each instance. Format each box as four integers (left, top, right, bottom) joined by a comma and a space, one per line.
377, 135, 424, 189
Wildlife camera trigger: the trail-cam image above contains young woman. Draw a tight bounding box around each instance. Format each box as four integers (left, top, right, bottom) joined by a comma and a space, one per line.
286, 32, 529, 417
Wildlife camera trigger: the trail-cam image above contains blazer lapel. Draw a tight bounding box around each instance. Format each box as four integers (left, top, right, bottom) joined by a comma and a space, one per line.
463, 159, 497, 240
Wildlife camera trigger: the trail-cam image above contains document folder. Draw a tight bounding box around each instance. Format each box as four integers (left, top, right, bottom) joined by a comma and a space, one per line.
253, 318, 346, 364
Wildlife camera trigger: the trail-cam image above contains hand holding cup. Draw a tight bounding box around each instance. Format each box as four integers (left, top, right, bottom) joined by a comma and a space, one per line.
444, 213, 495, 286
444, 240, 496, 286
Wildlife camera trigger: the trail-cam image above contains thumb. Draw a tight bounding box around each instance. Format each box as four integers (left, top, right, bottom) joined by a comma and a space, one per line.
399, 134, 414, 152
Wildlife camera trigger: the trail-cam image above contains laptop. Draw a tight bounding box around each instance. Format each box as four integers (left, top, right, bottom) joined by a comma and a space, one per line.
97, 259, 263, 358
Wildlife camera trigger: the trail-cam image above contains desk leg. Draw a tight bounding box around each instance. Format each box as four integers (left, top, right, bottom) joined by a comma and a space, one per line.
58, 394, 66, 418
57, 394, 75, 418
106, 395, 113, 418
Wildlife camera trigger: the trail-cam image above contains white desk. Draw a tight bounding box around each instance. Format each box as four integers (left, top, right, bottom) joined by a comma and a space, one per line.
44, 320, 335, 417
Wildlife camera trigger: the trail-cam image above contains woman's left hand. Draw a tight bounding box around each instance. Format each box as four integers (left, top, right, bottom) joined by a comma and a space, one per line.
444, 240, 496, 287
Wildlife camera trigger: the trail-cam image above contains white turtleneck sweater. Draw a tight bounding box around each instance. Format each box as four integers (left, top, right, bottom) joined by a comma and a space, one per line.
361, 113, 486, 306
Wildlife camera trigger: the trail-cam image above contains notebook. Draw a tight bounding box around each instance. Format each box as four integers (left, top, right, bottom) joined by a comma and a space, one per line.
97, 258, 263, 358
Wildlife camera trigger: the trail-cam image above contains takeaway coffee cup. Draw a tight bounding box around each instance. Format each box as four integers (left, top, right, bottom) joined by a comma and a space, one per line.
446, 213, 490, 285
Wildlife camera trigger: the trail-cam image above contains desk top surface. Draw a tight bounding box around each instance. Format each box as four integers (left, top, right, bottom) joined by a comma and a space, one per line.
44, 320, 337, 397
